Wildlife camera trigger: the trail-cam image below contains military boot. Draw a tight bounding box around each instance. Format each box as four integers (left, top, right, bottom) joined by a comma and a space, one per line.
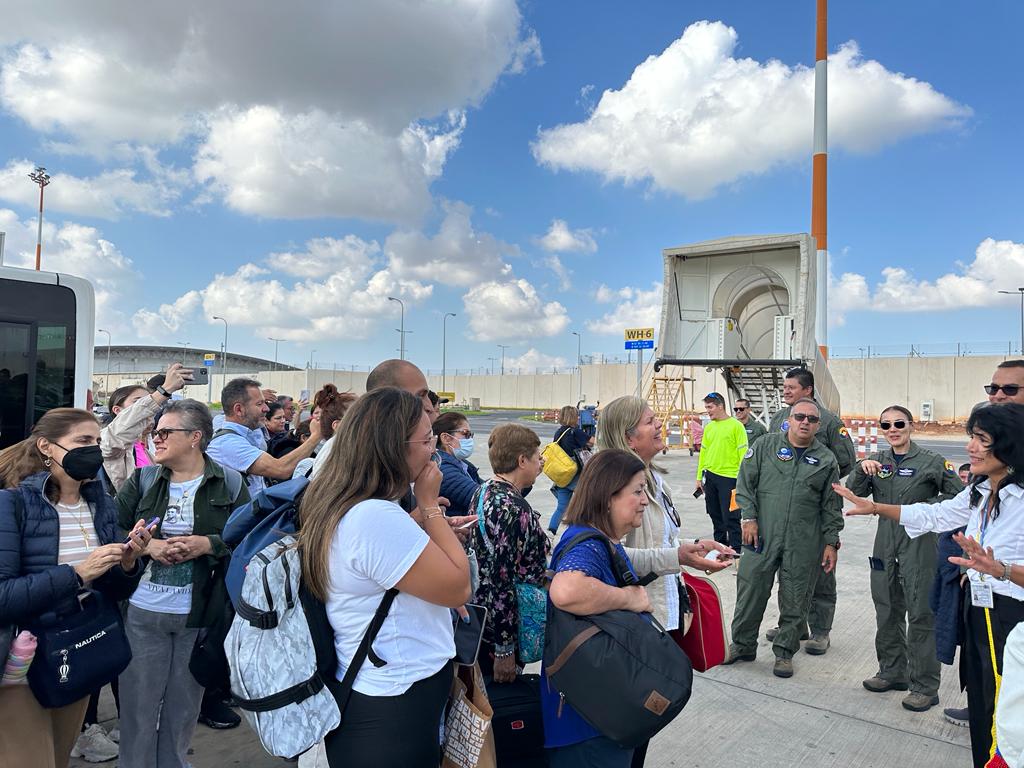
803, 632, 830, 655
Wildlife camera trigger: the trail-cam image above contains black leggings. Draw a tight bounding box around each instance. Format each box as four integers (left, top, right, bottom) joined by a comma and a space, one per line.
325, 660, 453, 768
83, 679, 120, 728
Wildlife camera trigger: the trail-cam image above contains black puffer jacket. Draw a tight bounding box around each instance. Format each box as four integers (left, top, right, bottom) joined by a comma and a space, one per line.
0, 471, 143, 625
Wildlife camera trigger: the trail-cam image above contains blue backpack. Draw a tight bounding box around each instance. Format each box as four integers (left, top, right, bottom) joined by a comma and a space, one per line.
222, 474, 309, 609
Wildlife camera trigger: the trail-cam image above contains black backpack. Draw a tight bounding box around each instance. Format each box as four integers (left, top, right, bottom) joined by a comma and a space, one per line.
543, 531, 693, 748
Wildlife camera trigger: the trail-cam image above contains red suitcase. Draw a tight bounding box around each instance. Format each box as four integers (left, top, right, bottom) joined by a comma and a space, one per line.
670, 571, 729, 672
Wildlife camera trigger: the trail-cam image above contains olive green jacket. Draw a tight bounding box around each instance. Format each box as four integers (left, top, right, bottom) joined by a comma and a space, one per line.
116, 456, 250, 628
846, 441, 964, 505
736, 432, 844, 546
740, 417, 767, 446
769, 403, 856, 477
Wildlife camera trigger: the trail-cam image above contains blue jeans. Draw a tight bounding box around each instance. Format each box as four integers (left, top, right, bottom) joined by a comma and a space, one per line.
549, 476, 578, 532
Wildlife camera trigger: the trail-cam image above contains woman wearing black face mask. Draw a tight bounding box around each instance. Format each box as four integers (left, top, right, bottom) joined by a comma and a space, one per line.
0, 408, 154, 768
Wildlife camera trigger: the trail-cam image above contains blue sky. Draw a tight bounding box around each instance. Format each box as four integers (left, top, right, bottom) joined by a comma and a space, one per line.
1, 1, 1022, 372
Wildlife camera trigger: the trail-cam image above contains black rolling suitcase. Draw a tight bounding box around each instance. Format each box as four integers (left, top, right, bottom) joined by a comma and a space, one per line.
485, 673, 547, 767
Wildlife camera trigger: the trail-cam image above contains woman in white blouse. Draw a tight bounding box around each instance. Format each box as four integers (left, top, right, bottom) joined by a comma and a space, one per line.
835, 403, 1024, 768
298, 387, 471, 768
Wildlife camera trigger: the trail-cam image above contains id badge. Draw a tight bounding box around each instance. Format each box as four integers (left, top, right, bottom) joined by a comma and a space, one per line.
970, 580, 995, 609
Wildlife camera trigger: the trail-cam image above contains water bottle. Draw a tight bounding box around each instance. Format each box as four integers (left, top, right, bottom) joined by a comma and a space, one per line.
1, 630, 37, 685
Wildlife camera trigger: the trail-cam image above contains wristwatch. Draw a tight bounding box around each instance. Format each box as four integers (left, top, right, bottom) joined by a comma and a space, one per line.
829, 539, 842, 551
996, 561, 1012, 581
156, 385, 172, 398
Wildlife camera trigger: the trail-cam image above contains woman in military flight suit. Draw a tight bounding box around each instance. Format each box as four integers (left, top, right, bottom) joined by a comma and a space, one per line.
847, 405, 964, 712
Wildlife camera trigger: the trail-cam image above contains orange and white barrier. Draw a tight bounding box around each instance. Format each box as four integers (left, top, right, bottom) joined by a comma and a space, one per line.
846, 419, 878, 458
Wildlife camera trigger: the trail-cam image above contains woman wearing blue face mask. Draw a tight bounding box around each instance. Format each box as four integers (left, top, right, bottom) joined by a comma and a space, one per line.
432, 412, 483, 517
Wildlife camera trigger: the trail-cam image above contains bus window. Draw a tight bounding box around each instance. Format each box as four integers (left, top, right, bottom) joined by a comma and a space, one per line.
0, 270, 89, 448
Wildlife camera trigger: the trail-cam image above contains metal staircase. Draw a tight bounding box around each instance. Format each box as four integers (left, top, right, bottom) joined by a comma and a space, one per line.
721, 364, 789, 427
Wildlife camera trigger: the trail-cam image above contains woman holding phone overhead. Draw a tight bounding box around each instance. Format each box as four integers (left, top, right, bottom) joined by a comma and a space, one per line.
0, 408, 154, 768
835, 403, 1024, 768
115, 399, 249, 768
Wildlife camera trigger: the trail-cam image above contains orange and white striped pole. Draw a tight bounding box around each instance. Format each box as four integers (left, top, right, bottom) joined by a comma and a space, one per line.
812, 0, 828, 359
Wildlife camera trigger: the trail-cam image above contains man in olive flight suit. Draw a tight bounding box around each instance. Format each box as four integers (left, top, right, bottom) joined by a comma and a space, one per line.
734, 398, 767, 445
765, 367, 856, 654
725, 398, 844, 678
847, 422, 964, 711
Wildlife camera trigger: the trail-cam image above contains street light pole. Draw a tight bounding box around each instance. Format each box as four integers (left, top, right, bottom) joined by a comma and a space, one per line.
572, 331, 582, 403
498, 344, 510, 375
212, 316, 228, 388
998, 288, 1024, 354
309, 349, 317, 370
442, 312, 456, 392
98, 329, 111, 397
28, 167, 51, 271
178, 341, 190, 366
268, 337, 285, 371
388, 297, 405, 360
488, 357, 497, 375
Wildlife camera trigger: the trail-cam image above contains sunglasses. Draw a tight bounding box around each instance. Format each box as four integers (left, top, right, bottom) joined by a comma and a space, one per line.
447, 429, 474, 438
152, 428, 194, 441
879, 420, 908, 430
984, 383, 1021, 396
734, 406, 748, 412
791, 413, 820, 424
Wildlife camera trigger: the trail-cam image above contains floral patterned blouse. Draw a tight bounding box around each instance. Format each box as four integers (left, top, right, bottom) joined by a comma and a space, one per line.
471, 478, 550, 653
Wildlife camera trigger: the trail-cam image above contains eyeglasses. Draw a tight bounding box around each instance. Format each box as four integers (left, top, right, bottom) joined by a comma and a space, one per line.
153, 428, 194, 441
734, 407, 747, 412
879, 420, 908, 430
447, 429, 474, 438
984, 383, 1021, 396
406, 436, 434, 447
791, 413, 820, 424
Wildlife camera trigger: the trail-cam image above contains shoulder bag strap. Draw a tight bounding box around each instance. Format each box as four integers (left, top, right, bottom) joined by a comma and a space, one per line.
333, 588, 399, 707
221, 467, 243, 503
476, 484, 493, 556
138, 465, 161, 500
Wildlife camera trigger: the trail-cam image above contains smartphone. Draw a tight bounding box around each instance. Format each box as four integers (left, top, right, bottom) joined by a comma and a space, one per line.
190, 367, 209, 385
453, 604, 488, 666
299, 389, 310, 402
123, 516, 160, 545
692, 488, 704, 499
456, 518, 478, 530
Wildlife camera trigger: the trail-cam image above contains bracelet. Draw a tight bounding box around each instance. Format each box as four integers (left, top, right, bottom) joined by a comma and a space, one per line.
998, 561, 1013, 582
423, 507, 444, 520
494, 648, 515, 659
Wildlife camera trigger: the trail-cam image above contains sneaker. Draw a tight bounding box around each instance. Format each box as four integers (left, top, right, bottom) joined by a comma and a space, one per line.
70, 724, 119, 763
765, 626, 809, 642
943, 706, 970, 726
773, 658, 794, 678
106, 727, 119, 744
902, 692, 940, 712
804, 632, 831, 655
722, 645, 756, 664
198, 697, 241, 730
862, 676, 909, 693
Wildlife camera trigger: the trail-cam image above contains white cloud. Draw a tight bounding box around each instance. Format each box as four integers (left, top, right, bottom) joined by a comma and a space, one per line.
0, 2, 539, 223
0, 208, 136, 327
542, 255, 572, 291
463, 278, 570, 342
504, 348, 567, 373
533, 20, 969, 199
385, 200, 515, 286
0, 158, 183, 219
130, 236, 432, 343
193, 107, 465, 223
828, 238, 1024, 324
586, 283, 662, 334
537, 219, 597, 253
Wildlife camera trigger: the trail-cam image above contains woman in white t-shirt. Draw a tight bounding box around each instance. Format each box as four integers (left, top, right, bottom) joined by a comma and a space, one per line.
299, 387, 472, 768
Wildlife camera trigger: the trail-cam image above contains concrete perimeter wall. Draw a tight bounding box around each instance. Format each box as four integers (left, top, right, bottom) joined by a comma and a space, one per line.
104, 354, 1015, 423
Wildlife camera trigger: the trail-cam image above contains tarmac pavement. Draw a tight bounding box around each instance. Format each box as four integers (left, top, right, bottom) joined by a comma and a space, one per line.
76, 412, 973, 767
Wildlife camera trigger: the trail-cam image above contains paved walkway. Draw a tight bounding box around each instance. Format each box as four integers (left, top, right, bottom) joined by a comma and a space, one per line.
76, 424, 972, 767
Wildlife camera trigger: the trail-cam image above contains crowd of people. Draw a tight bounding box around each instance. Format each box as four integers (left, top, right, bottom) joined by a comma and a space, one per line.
0, 355, 1022, 768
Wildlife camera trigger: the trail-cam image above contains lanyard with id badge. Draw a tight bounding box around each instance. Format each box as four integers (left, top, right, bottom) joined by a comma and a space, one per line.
970, 502, 996, 609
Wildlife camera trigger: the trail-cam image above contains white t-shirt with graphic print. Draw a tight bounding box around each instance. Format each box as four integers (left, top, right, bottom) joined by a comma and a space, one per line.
130, 474, 203, 615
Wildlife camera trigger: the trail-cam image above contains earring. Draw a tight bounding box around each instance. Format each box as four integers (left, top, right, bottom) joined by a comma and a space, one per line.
1009, 466, 1016, 476
43, 456, 52, 467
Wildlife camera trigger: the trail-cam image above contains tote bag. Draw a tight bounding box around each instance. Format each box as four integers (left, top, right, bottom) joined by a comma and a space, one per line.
670, 572, 729, 672
443, 663, 496, 768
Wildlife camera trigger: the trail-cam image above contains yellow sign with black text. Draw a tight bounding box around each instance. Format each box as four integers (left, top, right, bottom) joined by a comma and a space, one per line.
624, 327, 655, 341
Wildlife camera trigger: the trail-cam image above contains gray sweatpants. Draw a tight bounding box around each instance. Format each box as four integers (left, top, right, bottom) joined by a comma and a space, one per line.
119, 604, 203, 768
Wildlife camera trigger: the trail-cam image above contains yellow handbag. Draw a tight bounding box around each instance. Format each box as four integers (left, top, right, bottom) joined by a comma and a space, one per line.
541, 430, 578, 488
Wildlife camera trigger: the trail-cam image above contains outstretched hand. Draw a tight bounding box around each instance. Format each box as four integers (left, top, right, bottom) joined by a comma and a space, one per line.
948, 532, 1001, 578
832, 483, 875, 516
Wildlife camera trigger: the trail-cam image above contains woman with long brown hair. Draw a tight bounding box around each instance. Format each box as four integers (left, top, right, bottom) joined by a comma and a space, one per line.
0, 408, 154, 768
298, 387, 470, 767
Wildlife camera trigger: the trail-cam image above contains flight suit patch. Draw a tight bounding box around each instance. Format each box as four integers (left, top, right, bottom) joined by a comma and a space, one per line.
877, 465, 894, 479
839, 426, 850, 438
744, 448, 754, 459
944, 460, 957, 474
780, 420, 789, 432
777, 447, 794, 461
897, 467, 916, 477
803, 455, 820, 465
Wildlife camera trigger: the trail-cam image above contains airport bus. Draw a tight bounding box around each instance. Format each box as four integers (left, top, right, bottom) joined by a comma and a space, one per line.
0, 265, 95, 449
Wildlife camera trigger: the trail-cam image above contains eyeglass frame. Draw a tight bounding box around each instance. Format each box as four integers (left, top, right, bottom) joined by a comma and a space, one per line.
790, 413, 820, 424
879, 420, 909, 430
984, 383, 1021, 396
152, 427, 197, 441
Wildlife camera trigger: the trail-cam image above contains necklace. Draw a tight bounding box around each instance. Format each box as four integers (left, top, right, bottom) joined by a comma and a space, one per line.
494, 474, 521, 494
59, 499, 92, 548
